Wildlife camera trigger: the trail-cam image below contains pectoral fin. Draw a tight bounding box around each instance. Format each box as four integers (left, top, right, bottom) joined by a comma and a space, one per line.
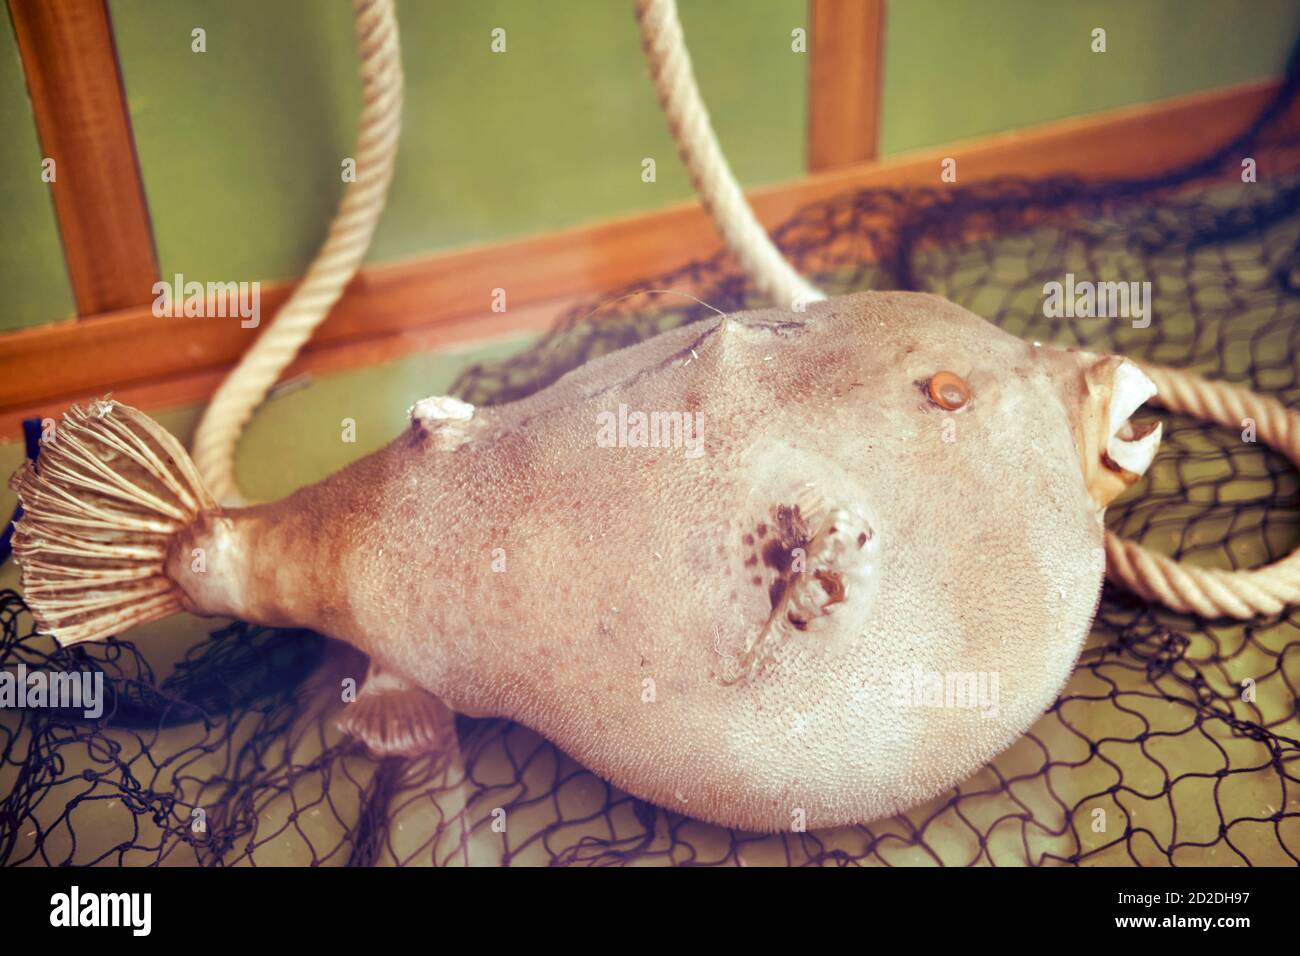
338, 663, 458, 758
339, 662, 481, 864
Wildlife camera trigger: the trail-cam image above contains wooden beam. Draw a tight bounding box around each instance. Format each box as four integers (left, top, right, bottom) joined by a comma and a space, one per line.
0, 77, 1293, 438
808, 0, 886, 171
8, 0, 159, 315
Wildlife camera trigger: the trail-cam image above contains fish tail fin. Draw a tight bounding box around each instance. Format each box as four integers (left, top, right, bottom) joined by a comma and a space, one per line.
9, 399, 217, 646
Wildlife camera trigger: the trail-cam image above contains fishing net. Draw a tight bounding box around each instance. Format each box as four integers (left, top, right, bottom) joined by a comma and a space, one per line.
5, 62, 1300, 866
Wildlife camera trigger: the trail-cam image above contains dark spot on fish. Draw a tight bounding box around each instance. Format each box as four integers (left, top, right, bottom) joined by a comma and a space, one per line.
787, 612, 808, 631
768, 577, 788, 609
762, 540, 791, 573
857, 532, 868, 547
756, 523, 767, 538
744, 554, 757, 568
743, 533, 754, 546
751, 575, 763, 587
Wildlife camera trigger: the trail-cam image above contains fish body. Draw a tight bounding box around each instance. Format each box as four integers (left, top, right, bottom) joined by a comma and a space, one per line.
11, 292, 1161, 831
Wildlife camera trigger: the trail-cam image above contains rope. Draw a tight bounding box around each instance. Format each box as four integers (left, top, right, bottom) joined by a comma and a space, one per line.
192, 0, 403, 504
1105, 365, 1300, 619
634, 0, 1300, 619
632, 0, 823, 309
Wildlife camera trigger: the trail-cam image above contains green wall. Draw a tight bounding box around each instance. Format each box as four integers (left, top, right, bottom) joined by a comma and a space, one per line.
882, 0, 1300, 153
106, 0, 806, 285
0, 21, 74, 331
3, 0, 1297, 332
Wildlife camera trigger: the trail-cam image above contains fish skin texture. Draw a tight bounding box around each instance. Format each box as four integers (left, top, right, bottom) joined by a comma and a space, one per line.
189, 291, 1109, 832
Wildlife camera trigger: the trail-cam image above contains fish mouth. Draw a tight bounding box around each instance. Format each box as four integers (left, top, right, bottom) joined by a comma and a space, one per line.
1086, 358, 1162, 508
1104, 361, 1163, 476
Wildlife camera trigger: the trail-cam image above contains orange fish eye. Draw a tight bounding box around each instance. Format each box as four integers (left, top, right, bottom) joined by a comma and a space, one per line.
927, 371, 970, 410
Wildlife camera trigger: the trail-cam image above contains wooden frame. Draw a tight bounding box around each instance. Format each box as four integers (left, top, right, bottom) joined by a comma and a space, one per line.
0, 0, 1294, 440
0, 78, 1290, 437
8, 0, 158, 315
808, 0, 886, 170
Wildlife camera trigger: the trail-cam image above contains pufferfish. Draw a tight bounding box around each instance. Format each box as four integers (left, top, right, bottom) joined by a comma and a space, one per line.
10, 291, 1162, 833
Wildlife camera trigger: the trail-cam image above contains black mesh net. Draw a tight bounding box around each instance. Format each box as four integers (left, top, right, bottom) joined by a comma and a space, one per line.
5, 61, 1300, 866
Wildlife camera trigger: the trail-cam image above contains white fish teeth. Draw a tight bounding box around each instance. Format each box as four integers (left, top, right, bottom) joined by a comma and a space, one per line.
1107, 360, 1157, 441
1106, 360, 1160, 475
1108, 420, 1162, 475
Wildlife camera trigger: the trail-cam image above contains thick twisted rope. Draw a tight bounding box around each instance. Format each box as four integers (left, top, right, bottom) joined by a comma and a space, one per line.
192, 0, 403, 504
1104, 366, 1300, 619
633, 0, 823, 309
635, 0, 1300, 619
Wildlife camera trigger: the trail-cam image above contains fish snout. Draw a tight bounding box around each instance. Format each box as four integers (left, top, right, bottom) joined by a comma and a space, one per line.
1043, 348, 1162, 509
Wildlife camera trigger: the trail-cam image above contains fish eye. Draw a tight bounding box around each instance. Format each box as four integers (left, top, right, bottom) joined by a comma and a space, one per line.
926, 371, 970, 410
